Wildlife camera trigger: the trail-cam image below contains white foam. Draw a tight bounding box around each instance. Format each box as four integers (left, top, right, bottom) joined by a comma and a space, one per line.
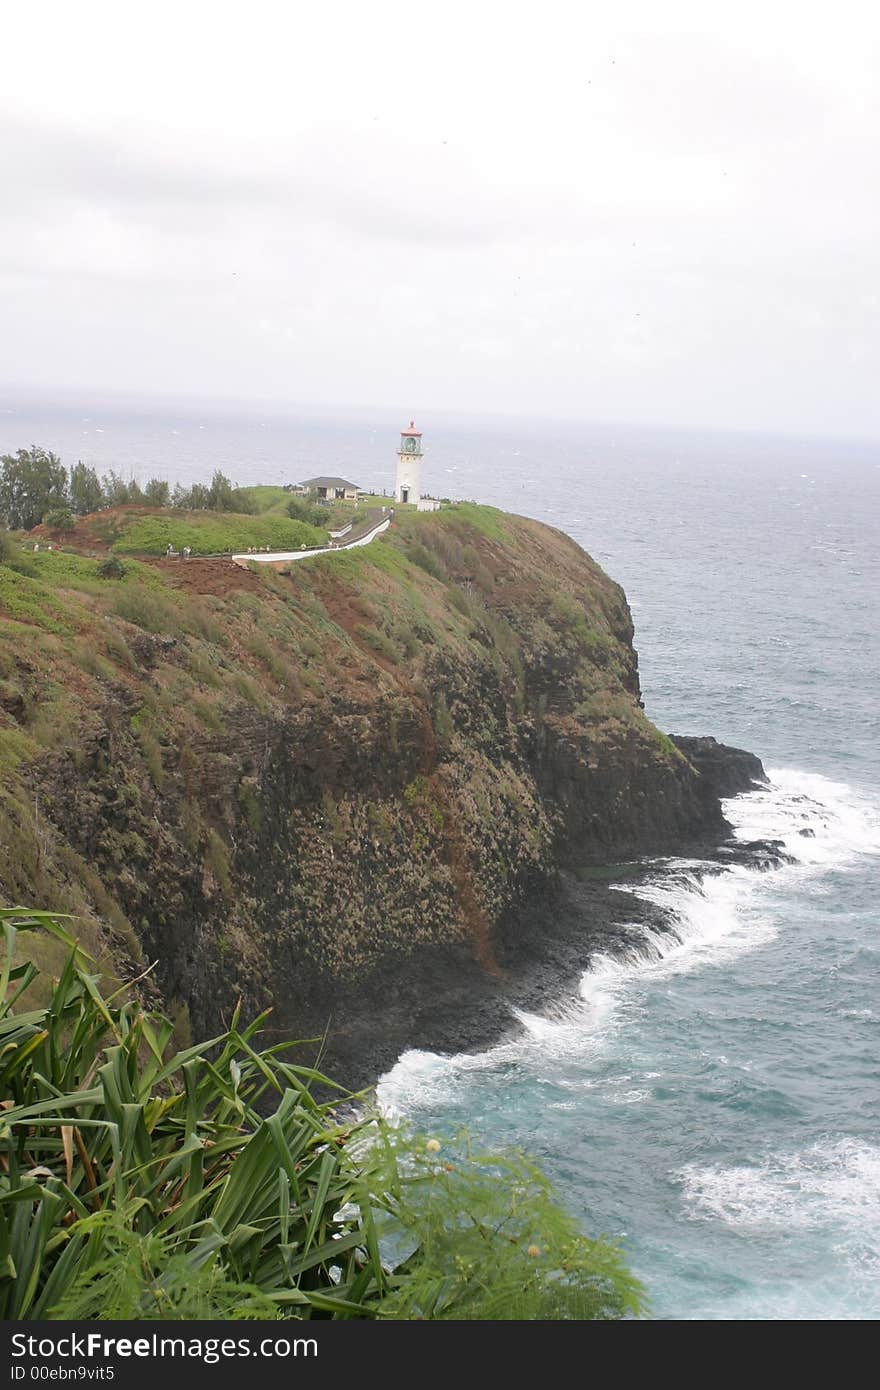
379, 769, 880, 1112
680, 1137, 880, 1235
726, 767, 880, 869
377, 1046, 486, 1116
583, 766, 880, 1001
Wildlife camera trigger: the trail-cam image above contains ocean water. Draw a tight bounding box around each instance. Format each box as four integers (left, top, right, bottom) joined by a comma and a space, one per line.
3, 390, 879, 1319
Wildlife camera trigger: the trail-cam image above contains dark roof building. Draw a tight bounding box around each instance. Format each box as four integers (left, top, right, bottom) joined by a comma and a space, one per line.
299, 476, 360, 499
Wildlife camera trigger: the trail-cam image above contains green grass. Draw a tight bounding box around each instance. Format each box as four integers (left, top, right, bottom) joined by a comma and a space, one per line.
354, 493, 401, 509
112, 510, 328, 556
653, 729, 682, 761
111, 587, 182, 633
308, 534, 405, 582
398, 502, 507, 542
232, 485, 292, 515
26, 550, 167, 594
0, 726, 39, 772
445, 502, 509, 540
0, 566, 80, 634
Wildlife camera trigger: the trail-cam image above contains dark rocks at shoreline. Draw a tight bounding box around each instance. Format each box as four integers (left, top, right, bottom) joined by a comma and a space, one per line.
671, 735, 768, 800
315, 806, 786, 1093
310, 872, 669, 1092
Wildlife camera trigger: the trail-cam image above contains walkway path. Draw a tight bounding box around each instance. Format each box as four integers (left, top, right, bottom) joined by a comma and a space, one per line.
231, 509, 391, 567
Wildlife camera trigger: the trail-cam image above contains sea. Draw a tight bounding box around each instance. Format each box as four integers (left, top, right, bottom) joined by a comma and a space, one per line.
3, 389, 878, 1320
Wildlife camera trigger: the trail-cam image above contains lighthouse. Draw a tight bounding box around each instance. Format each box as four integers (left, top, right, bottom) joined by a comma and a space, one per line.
396, 420, 422, 505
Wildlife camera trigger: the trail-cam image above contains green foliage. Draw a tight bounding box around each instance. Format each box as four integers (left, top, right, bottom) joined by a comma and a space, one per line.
653, 729, 681, 761
287, 496, 327, 527
171, 472, 255, 514
551, 591, 592, 644
68, 462, 104, 517
204, 471, 243, 513
406, 540, 444, 580
112, 586, 180, 633
0, 909, 378, 1320
96, 555, 126, 580
0, 912, 644, 1322
43, 507, 75, 532
237, 780, 263, 832
142, 478, 170, 507
23, 549, 163, 596
43, 1221, 281, 1321
368, 1133, 644, 1320
0, 726, 39, 772
0, 447, 67, 530
403, 775, 429, 806
355, 624, 400, 665
440, 502, 508, 542
101, 472, 145, 507
0, 565, 75, 633
233, 485, 291, 515
112, 511, 326, 556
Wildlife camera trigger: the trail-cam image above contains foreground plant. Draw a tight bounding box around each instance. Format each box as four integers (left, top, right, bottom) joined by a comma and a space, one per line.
0, 908, 643, 1320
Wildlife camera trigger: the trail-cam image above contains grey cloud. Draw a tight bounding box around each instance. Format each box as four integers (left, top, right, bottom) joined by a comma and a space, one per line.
1, 111, 520, 250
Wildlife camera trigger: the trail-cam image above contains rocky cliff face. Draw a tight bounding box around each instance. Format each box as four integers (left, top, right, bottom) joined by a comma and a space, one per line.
0, 505, 756, 1083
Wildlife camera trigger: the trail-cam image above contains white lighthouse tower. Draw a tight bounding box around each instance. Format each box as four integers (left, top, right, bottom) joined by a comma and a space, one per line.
395, 420, 422, 505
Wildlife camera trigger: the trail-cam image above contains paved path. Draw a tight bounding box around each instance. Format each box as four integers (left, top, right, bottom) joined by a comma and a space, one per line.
231, 510, 391, 566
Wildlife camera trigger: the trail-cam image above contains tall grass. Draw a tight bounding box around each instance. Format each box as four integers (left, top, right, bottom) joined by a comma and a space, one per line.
0, 909, 644, 1321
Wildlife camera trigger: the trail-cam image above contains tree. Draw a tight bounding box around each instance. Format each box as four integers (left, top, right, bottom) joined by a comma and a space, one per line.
101, 471, 131, 506
143, 477, 170, 507
68, 461, 104, 516
172, 481, 211, 509
101, 471, 145, 507
207, 471, 236, 511
0, 446, 67, 530
167, 474, 252, 513
229, 487, 256, 514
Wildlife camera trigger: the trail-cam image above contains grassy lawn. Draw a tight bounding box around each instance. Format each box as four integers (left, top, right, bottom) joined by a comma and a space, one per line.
355, 492, 406, 509
112, 510, 328, 555
231, 485, 291, 515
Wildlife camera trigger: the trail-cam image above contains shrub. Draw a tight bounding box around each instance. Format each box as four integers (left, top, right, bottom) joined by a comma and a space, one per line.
43, 507, 75, 532
407, 541, 444, 580
287, 497, 327, 527
96, 555, 126, 580
0, 911, 645, 1321
355, 624, 400, 664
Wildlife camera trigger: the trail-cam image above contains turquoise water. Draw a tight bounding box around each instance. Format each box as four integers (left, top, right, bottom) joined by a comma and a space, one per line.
3, 393, 879, 1318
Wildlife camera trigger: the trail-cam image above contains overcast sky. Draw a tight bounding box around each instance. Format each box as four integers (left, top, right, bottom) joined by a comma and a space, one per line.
2, 1, 878, 438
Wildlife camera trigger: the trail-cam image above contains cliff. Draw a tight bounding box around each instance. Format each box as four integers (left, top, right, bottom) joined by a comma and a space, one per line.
0, 504, 760, 1084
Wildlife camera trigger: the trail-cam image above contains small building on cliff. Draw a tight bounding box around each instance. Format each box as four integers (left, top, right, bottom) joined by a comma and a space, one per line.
300, 476, 360, 501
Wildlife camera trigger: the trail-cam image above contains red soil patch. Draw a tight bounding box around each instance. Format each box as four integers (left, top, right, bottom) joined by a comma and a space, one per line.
144, 556, 264, 595
29, 505, 162, 554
